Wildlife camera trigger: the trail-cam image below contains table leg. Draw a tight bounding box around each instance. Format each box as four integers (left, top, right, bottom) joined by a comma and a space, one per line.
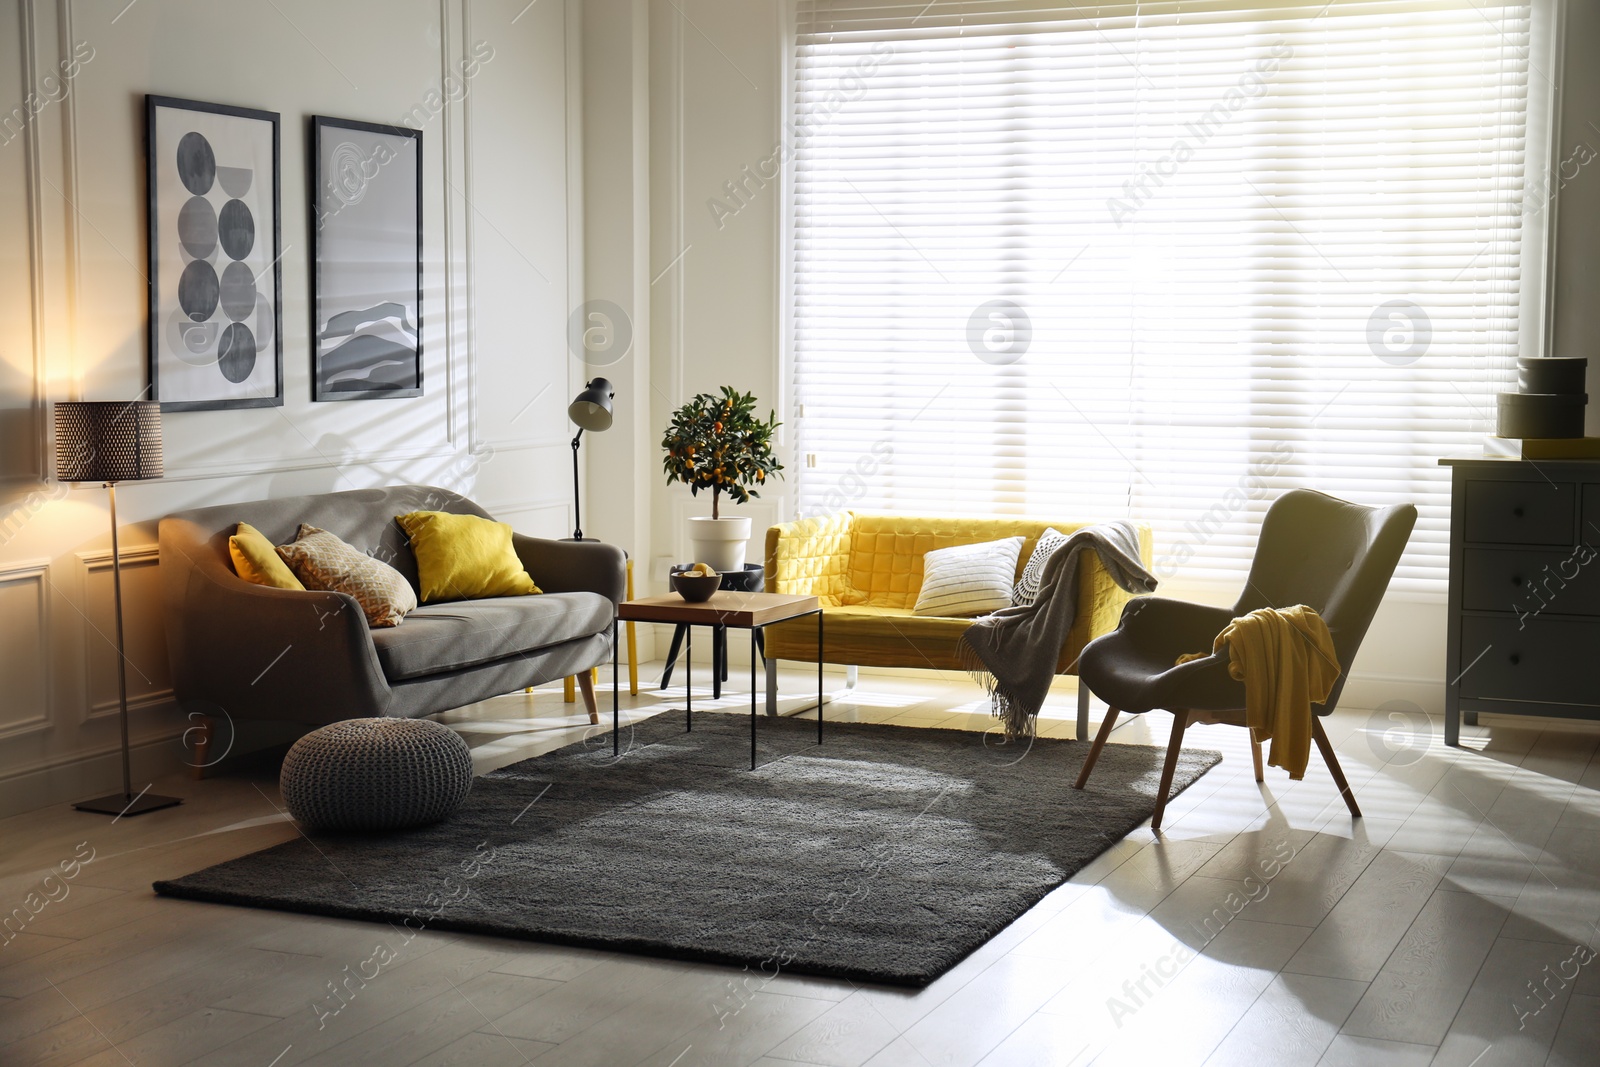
659, 625, 686, 690
685, 625, 692, 732
712, 625, 724, 700
817, 609, 824, 745
612, 618, 619, 757
750, 627, 758, 770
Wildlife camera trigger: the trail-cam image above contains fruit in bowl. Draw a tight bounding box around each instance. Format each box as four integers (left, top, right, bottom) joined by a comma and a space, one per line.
670, 563, 721, 602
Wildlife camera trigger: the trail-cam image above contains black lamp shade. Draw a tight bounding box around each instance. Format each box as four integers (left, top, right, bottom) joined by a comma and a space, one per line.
55, 401, 165, 483
568, 378, 615, 433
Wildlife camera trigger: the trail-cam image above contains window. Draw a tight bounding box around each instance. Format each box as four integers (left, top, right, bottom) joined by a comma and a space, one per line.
787, 0, 1557, 593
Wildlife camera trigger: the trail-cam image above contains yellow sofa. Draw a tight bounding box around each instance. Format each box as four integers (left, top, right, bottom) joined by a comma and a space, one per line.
762, 512, 1153, 738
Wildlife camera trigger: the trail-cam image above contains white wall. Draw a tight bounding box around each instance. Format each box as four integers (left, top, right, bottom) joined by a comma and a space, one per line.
0, 0, 583, 815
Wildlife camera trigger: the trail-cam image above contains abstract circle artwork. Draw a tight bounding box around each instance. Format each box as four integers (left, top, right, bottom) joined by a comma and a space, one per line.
148, 97, 280, 409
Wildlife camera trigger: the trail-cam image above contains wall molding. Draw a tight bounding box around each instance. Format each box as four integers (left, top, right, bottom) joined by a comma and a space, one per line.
15, 0, 48, 482
74, 543, 165, 725
0, 557, 52, 740
161, 442, 460, 483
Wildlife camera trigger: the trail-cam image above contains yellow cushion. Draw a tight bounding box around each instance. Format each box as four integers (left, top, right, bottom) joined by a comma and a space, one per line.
395, 511, 541, 604
228, 523, 305, 590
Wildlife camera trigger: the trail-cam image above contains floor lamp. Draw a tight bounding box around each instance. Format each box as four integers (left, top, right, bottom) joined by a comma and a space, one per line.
566, 378, 614, 542
56, 401, 182, 817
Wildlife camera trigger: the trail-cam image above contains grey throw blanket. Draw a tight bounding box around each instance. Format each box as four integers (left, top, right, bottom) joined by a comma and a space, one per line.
960, 521, 1157, 739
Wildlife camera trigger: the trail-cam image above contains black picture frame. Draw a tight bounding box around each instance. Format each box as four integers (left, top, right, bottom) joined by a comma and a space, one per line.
309, 116, 424, 401
145, 95, 283, 411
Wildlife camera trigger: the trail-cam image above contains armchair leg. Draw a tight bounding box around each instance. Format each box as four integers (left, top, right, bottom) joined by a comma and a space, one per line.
1073, 706, 1120, 790
1077, 684, 1091, 741
1313, 716, 1362, 819
1151, 710, 1190, 832
1250, 733, 1265, 783
564, 676, 576, 703
575, 669, 600, 725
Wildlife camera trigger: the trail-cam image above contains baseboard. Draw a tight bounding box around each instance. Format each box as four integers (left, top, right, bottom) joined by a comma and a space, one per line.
1475, 712, 1600, 735
0, 734, 191, 818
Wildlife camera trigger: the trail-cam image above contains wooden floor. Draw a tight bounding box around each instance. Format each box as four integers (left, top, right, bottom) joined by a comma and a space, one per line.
2, 663, 1597, 1067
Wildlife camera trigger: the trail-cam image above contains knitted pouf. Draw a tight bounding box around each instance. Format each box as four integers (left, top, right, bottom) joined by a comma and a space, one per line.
280, 718, 473, 832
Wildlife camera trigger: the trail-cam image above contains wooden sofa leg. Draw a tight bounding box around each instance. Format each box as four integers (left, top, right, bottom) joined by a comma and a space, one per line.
1313, 716, 1361, 819
1074, 706, 1120, 790
1251, 733, 1265, 783
189, 715, 213, 780
575, 670, 600, 725
1151, 710, 1190, 832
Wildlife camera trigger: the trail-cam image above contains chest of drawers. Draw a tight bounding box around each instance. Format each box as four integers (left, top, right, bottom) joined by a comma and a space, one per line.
1442, 457, 1600, 744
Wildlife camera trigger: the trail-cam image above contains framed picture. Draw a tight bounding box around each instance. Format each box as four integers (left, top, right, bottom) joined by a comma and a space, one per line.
146, 95, 283, 411
310, 116, 423, 401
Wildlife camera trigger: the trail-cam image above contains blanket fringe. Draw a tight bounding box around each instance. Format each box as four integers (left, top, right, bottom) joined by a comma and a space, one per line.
958, 636, 1037, 741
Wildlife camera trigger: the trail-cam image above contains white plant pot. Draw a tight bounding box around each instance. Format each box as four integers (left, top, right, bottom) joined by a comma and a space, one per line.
687, 516, 753, 573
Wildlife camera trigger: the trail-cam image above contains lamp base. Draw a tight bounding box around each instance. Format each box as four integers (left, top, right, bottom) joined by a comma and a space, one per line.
74, 791, 183, 817
560, 537, 601, 543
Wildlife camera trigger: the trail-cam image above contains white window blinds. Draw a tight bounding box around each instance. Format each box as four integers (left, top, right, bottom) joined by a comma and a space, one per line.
788, 0, 1553, 593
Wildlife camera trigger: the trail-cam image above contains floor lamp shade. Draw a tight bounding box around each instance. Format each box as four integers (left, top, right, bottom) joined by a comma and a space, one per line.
55, 401, 165, 482
54, 400, 180, 817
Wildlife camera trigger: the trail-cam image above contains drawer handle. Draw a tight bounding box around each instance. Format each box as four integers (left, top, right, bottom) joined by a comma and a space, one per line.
1509, 653, 1522, 666
1513, 507, 1525, 517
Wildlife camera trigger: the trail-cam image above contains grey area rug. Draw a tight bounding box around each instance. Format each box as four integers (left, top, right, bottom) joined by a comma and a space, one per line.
155, 715, 1221, 986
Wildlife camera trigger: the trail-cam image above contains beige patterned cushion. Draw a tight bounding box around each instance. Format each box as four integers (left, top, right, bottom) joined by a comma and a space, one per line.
277, 525, 417, 628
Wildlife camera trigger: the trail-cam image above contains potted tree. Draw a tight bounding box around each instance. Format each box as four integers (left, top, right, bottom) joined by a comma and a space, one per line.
662, 386, 784, 572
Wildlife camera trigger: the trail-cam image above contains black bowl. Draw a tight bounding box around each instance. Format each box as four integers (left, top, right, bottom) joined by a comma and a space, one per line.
669, 569, 720, 603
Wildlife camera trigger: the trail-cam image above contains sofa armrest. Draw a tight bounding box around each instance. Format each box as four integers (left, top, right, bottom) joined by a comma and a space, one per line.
161, 531, 393, 724
512, 535, 626, 606
765, 511, 853, 602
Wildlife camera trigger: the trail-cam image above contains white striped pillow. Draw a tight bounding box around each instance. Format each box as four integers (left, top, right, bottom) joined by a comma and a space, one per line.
912, 536, 1026, 617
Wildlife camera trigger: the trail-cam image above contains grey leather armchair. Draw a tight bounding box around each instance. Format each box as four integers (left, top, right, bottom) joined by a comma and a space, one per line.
1072, 489, 1417, 830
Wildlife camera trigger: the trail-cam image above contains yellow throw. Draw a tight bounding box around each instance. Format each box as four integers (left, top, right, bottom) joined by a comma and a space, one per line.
1183, 605, 1340, 780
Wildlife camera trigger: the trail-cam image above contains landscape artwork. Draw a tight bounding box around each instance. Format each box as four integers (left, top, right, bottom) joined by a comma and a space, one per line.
311, 117, 423, 401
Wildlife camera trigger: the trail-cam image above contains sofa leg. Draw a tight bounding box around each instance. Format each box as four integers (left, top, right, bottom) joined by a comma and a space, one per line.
845, 665, 858, 689
563, 676, 575, 703
766, 658, 780, 716
1077, 684, 1092, 741
575, 670, 600, 725
189, 715, 213, 780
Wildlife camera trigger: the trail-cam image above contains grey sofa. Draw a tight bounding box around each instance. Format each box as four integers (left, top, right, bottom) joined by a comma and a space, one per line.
159, 485, 623, 743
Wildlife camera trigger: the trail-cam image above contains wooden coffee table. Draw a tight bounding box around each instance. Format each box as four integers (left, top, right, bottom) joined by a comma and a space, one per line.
613, 591, 822, 769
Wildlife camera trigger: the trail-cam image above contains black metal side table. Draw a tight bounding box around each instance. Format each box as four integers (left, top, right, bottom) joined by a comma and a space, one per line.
659, 563, 764, 698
